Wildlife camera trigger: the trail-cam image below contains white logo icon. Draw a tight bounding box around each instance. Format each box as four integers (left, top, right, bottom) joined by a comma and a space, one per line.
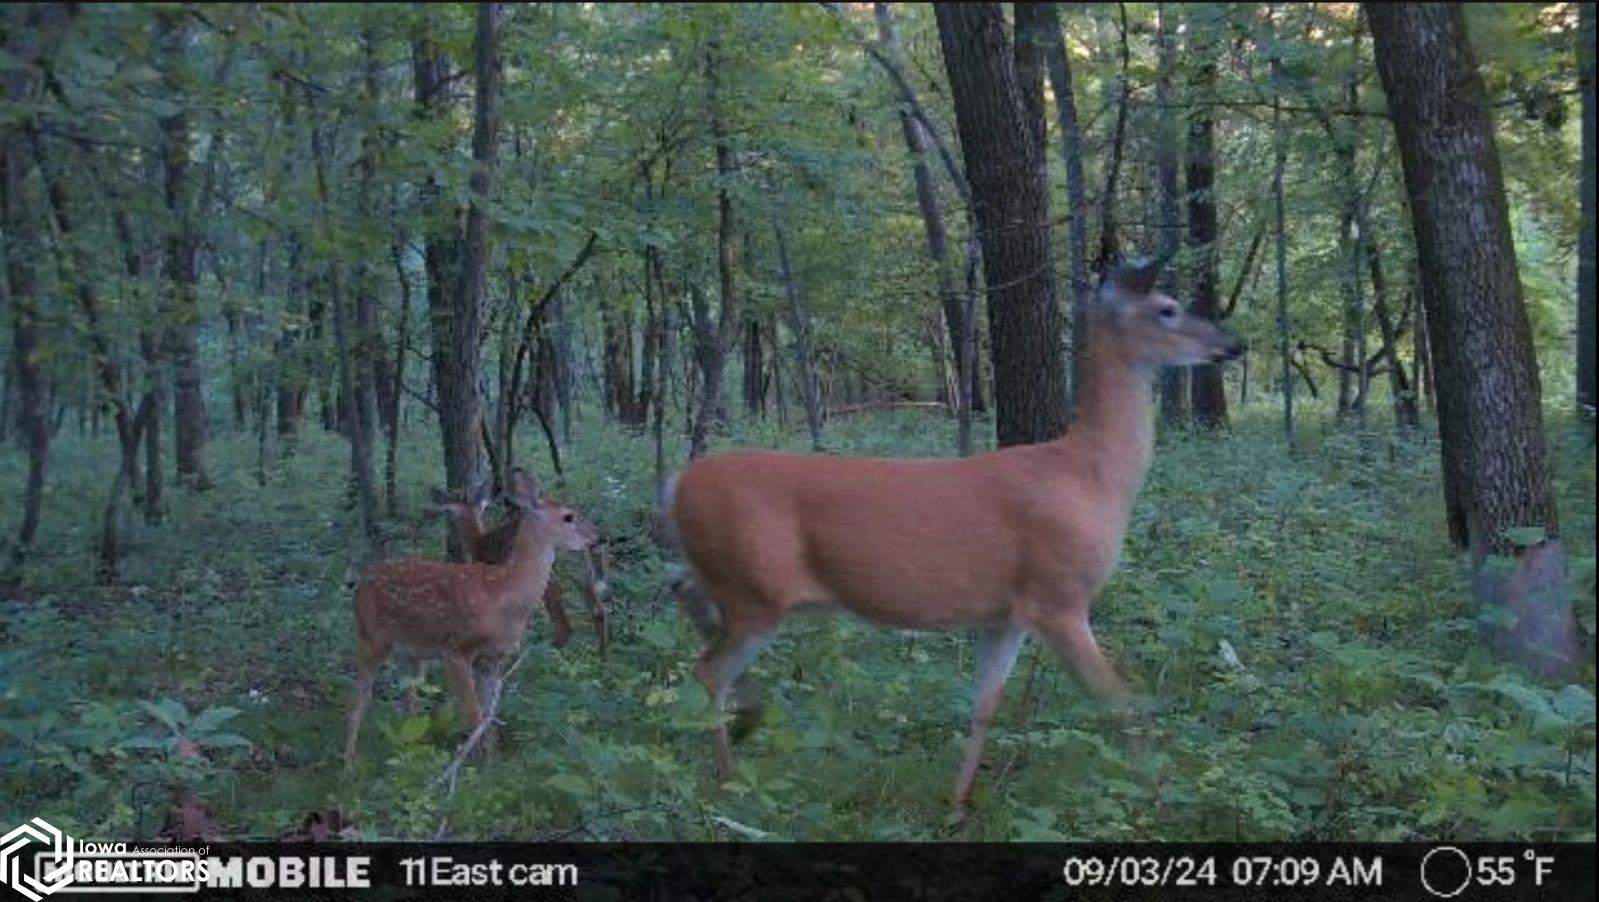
0, 819, 75, 901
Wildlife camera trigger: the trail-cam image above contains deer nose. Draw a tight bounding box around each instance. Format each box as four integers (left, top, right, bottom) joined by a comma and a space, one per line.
1213, 337, 1243, 362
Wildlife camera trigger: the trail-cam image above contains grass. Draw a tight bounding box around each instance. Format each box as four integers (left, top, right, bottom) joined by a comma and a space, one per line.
0, 400, 1593, 841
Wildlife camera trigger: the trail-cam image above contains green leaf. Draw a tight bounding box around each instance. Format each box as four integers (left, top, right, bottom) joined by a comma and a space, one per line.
139, 698, 188, 733
188, 706, 241, 735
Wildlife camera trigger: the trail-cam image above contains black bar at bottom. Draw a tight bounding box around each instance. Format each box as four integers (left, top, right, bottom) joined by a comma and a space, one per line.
29, 841, 1597, 901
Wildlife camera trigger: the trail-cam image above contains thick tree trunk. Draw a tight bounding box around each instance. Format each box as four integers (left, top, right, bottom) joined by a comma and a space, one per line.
1368, 2, 1576, 678
1154, 3, 1188, 428
1579, 1, 1595, 418
935, 3, 1067, 447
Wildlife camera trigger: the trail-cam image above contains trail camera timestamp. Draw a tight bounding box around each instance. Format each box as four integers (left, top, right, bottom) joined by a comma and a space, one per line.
1062, 853, 1383, 890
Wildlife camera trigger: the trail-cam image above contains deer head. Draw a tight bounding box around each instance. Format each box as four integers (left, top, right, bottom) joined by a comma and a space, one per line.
1094, 258, 1242, 370
505, 468, 601, 554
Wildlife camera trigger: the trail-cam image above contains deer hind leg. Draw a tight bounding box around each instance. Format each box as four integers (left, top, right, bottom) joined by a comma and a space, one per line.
344, 638, 390, 770
952, 626, 1027, 811
472, 656, 510, 757
694, 611, 774, 784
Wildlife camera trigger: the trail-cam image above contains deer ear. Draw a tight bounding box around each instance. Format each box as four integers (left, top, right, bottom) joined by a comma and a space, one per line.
1102, 256, 1161, 299
510, 468, 542, 508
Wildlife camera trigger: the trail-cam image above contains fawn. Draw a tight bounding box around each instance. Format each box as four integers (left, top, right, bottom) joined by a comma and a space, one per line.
663, 259, 1241, 810
343, 469, 600, 768
431, 479, 611, 657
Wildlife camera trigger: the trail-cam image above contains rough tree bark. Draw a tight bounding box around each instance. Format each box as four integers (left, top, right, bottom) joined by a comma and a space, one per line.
935, 3, 1067, 447
1368, 2, 1576, 678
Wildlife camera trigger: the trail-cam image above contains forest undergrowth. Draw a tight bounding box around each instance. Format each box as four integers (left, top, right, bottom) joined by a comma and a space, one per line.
1, 407, 1593, 841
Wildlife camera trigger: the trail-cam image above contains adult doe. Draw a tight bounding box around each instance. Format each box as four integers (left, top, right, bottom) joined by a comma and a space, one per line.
432, 479, 611, 656
344, 469, 600, 768
664, 259, 1240, 809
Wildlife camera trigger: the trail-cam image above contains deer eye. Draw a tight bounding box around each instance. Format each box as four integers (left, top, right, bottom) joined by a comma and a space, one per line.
563, 513, 575, 523
1159, 306, 1178, 320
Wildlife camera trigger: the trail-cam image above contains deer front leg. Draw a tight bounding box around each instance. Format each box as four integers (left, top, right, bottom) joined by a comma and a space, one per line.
953, 626, 1027, 811
582, 546, 610, 659
1031, 610, 1131, 704
344, 639, 388, 770
542, 581, 573, 649
444, 654, 485, 749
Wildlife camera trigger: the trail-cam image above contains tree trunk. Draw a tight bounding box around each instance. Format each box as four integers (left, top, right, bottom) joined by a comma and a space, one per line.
690, 36, 741, 459
1154, 3, 1188, 428
308, 109, 378, 539
1094, 3, 1132, 275
936, 3, 1067, 448
1, 35, 49, 569
417, 6, 499, 548
1271, 54, 1294, 445
1027, 3, 1091, 416
1368, 2, 1576, 678
1186, 34, 1226, 429
773, 213, 824, 451
158, 16, 210, 489
1579, 1, 1595, 418
1359, 224, 1419, 430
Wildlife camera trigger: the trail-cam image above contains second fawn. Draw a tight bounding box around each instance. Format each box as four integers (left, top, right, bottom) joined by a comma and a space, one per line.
664, 259, 1241, 811
432, 479, 611, 658
344, 469, 600, 768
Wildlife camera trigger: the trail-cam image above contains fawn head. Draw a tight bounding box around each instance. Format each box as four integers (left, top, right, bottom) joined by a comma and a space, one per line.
505, 468, 601, 553
1095, 258, 1242, 369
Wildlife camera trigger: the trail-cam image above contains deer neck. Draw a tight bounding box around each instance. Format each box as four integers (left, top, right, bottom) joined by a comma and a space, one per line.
1057, 325, 1156, 502
501, 521, 557, 601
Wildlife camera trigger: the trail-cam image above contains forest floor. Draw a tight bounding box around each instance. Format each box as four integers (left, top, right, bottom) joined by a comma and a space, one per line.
1, 405, 1593, 841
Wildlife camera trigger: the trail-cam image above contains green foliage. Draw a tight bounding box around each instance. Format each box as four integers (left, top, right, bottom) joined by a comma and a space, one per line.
1, 407, 1592, 841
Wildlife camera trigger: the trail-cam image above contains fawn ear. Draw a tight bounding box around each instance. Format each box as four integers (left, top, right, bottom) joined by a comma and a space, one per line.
509, 467, 543, 510
469, 478, 493, 507
1101, 256, 1161, 300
